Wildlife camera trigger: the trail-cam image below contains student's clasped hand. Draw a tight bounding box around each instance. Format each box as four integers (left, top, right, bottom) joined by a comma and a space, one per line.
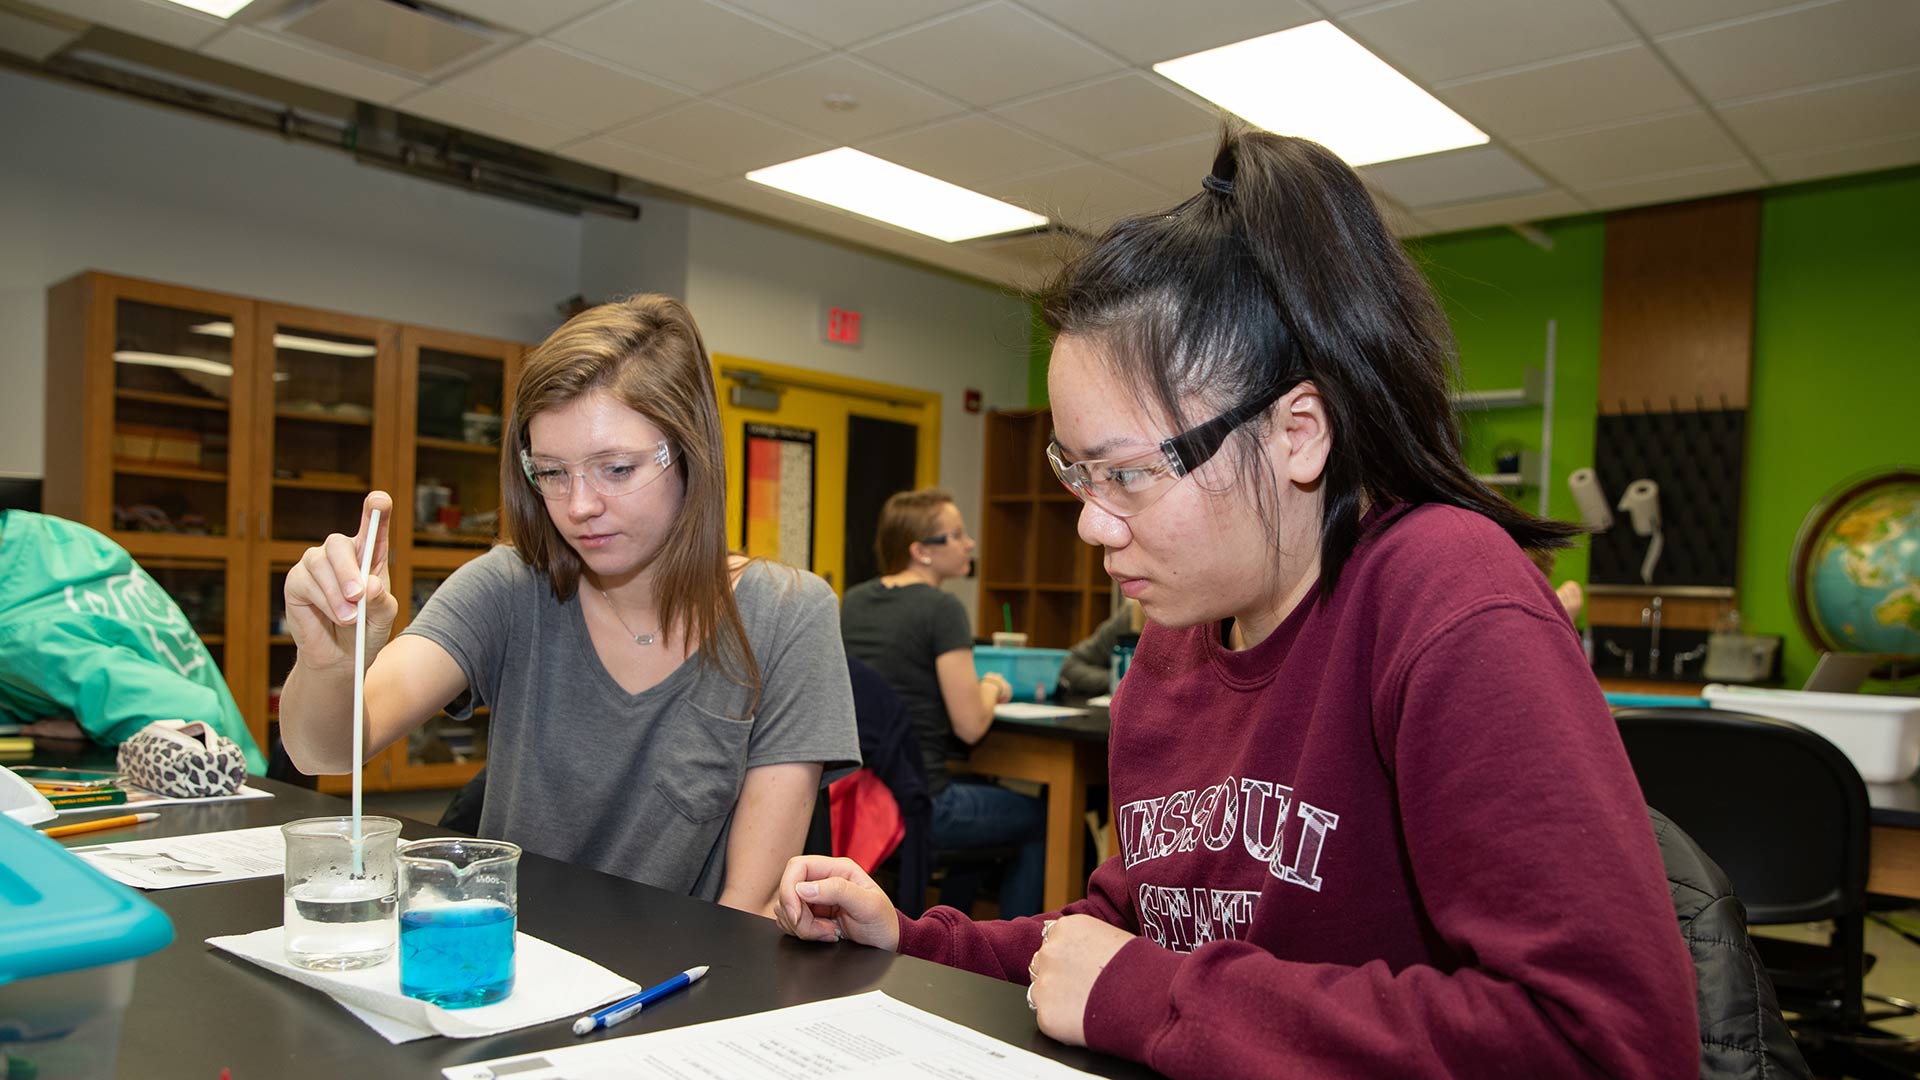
284, 492, 398, 667
774, 856, 901, 951
1028, 915, 1133, 1047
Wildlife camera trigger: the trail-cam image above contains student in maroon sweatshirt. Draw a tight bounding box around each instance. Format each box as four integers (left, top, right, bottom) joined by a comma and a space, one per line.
775, 128, 1698, 1079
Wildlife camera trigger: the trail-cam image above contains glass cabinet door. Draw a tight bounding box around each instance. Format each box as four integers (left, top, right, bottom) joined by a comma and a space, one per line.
255, 306, 396, 551
401, 328, 515, 556
107, 296, 249, 549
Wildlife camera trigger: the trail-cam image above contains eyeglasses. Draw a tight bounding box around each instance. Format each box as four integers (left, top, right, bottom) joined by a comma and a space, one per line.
520, 442, 676, 500
919, 527, 970, 546
1045, 384, 1291, 518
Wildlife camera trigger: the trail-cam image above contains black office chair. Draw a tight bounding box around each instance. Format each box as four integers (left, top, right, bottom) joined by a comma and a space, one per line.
1614, 707, 1919, 1077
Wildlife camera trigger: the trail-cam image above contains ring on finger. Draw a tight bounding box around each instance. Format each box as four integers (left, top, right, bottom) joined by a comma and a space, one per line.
1026, 984, 1036, 1011
1041, 919, 1055, 943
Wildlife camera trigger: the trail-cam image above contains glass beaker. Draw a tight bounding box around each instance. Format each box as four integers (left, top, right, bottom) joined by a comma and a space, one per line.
397, 837, 521, 1009
281, 816, 402, 971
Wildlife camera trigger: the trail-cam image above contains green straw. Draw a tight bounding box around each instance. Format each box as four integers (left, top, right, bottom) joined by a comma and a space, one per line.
1002, 602, 1013, 634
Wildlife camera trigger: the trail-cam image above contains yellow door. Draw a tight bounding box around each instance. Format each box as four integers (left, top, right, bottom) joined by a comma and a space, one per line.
714, 355, 940, 594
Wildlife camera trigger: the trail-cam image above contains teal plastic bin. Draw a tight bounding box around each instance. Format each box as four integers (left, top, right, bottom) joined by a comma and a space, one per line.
0, 815, 174, 1080
974, 646, 1070, 704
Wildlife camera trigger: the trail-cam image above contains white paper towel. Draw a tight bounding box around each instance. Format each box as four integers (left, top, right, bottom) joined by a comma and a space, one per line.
208, 926, 639, 1043
1616, 479, 1664, 583
1567, 468, 1613, 531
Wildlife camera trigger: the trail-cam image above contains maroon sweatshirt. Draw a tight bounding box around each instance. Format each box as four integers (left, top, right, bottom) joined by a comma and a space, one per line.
899, 504, 1698, 1079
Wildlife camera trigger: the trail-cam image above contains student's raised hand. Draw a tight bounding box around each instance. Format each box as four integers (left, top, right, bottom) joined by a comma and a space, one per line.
283, 491, 397, 669
774, 856, 900, 951
1028, 915, 1134, 1046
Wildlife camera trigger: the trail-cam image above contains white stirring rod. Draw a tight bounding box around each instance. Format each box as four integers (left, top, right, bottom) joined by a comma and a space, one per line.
350, 506, 380, 878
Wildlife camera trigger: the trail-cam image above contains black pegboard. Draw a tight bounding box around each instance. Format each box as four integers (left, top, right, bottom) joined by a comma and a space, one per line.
1589, 409, 1746, 587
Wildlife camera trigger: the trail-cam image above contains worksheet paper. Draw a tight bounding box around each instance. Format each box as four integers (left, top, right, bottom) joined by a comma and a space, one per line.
55, 783, 274, 815
992, 703, 1089, 720
68, 824, 285, 889
442, 990, 1097, 1080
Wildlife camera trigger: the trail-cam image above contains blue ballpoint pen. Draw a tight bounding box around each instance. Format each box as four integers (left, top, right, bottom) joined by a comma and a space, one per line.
573, 966, 709, 1035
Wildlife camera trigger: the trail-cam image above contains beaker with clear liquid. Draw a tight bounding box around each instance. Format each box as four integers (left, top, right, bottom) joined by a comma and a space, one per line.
281, 816, 402, 971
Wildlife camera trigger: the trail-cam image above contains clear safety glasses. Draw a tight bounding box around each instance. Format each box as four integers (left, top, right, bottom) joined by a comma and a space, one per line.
520, 441, 676, 500
1045, 386, 1289, 518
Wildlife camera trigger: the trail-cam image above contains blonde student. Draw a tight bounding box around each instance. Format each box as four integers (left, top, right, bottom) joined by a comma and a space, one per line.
774, 130, 1695, 1078
280, 295, 858, 913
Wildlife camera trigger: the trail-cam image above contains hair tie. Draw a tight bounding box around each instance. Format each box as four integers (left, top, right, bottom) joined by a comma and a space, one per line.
1201, 173, 1235, 197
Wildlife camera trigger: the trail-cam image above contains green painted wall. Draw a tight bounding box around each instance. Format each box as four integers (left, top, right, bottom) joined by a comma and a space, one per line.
1743, 167, 1920, 689
1410, 218, 1607, 603
1028, 300, 1051, 408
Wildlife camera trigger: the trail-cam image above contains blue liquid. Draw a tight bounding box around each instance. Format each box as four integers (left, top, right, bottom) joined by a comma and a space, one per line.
399, 900, 515, 1009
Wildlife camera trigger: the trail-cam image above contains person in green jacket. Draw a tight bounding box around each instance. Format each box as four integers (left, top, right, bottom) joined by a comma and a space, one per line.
0, 509, 265, 774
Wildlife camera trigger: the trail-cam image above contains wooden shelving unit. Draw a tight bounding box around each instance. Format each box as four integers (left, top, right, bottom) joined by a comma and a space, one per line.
977, 408, 1110, 648
46, 270, 520, 795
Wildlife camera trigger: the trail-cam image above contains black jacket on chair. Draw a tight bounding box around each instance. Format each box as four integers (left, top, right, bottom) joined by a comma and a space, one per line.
846, 657, 933, 917
1651, 807, 1811, 1080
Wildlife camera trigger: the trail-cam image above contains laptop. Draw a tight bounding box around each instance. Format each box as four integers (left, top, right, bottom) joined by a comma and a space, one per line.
1801, 652, 1887, 694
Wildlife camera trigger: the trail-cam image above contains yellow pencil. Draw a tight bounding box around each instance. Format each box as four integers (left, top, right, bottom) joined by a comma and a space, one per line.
43, 812, 160, 839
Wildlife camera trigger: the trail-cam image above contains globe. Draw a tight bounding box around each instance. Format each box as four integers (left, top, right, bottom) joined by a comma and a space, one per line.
1790, 468, 1920, 662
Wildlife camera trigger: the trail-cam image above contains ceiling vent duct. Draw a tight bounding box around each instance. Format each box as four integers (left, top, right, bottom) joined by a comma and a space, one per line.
272, 0, 498, 76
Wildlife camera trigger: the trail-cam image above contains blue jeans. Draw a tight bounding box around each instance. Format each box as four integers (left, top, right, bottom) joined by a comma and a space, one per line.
930, 779, 1046, 918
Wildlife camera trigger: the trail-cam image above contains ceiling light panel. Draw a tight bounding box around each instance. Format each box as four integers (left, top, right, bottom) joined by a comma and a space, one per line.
747, 148, 1047, 243
1153, 22, 1489, 166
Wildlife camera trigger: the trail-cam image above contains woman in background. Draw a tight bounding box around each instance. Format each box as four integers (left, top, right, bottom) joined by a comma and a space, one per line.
776, 130, 1695, 1079
839, 489, 1043, 917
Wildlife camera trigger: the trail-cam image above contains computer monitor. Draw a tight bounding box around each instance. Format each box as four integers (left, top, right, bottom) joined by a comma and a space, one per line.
0, 474, 42, 513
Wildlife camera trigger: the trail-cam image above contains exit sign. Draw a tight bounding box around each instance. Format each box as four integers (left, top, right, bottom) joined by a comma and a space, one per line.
823, 305, 862, 347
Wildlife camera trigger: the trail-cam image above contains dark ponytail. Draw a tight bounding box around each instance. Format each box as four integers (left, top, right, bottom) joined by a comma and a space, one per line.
1041, 126, 1578, 595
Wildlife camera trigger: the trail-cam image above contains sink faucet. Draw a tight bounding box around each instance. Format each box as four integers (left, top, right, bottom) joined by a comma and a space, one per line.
1604, 639, 1635, 676
1643, 598, 1663, 674
1671, 642, 1708, 678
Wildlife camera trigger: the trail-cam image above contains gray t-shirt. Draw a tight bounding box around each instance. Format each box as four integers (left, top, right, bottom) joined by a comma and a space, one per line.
402, 548, 858, 900
838, 579, 975, 795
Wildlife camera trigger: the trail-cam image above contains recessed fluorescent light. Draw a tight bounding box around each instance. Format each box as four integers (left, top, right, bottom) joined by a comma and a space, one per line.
190, 321, 378, 358
1153, 22, 1487, 167
746, 148, 1047, 243
165, 0, 256, 18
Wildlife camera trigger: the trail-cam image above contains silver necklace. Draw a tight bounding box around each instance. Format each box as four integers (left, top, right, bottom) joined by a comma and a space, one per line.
596, 585, 659, 646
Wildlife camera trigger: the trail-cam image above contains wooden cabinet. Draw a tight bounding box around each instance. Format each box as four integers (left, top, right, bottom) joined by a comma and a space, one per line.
45, 271, 520, 792
977, 408, 1111, 647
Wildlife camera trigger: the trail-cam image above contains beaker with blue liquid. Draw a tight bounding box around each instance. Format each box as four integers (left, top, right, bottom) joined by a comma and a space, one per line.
396, 837, 520, 1009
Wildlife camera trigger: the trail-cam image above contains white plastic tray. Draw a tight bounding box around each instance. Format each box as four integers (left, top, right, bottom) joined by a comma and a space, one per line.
0, 765, 57, 825
1702, 684, 1920, 783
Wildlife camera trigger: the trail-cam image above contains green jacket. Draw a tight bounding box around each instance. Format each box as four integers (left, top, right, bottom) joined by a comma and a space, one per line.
0, 510, 265, 774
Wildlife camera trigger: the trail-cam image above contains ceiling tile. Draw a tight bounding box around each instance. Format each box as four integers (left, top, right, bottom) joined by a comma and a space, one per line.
199, 27, 424, 105
1361, 145, 1546, 208
549, 0, 824, 94
0, 8, 83, 61
1104, 135, 1219, 193
561, 136, 717, 188
1609, 0, 1806, 36
1717, 67, 1920, 158
723, 0, 975, 47
437, 42, 688, 132
993, 73, 1219, 158
428, 0, 612, 36
719, 55, 963, 143
1761, 131, 1920, 183
1337, 0, 1637, 84
39, 0, 225, 50
1436, 44, 1695, 141
988, 160, 1172, 232
1018, 0, 1319, 65
602, 102, 831, 175
860, 114, 1081, 187
1513, 110, 1750, 188
1574, 161, 1765, 209
1655, 0, 1920, 102
396, 86, 589, 150
855, 1, 1123, 108
1415, 189, 1587, 233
